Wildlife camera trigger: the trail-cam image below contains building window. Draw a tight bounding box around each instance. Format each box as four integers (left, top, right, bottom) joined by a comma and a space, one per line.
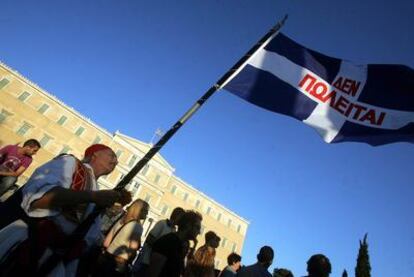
37, 103, 50, 114
18, 91, 31, 102
57, 115, 67, 125
133, 181, 140, 189
39, 134, 52, 147
144, 193, 152, 204
237, 224, 242, 233
115, 150, 123, 159
0, 78, 10, 89
0, 109, 12, 124
217, 213, 222, 221
171, 185, 177, 194
60, 145, 71, 154
140, 164, 149, 176
154, 174, 160, 184
221, 237, 227, 248
183, 192, 189, 202
206, 207, 211, 215
75, 126, 85, 136
130, 181, 140, 194
195, 199, 201, 209
231, 242, 237, 252
161, 204, 169, 216
128, 154, 138, 167
227, 219, 232, 228
119, 173, 124, 181
92, 136, 101, 144
16, 122, 32, 136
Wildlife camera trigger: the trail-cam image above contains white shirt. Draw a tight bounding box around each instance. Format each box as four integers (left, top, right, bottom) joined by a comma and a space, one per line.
0, 155, 102, 276
20, 155, 102, 246
106, 220, 143, 260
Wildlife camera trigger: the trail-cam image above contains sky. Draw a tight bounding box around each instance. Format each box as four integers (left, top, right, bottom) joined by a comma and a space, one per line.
1, 0, 413, 276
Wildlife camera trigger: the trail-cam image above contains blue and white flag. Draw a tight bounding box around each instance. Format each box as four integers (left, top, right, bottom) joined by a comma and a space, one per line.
223, 33, 414, 146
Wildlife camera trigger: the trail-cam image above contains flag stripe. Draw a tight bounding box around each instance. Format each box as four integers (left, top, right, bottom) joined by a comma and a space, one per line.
358, 65, 414, 111
223, 32, 414, 145
265, 33, 342, 84
246, 49, 414, 130
226, 64, 318, 121
333, 121, 414, 145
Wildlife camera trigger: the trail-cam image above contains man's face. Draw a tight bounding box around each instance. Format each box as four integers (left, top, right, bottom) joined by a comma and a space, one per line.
188, 219, 202, 240
210, 237, 220, 248
25, 146, 40, 156
93, 149, 118, 175
233, 261, 241, 271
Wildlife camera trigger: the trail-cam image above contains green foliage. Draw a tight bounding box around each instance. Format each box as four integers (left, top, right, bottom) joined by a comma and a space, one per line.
355, 233, 371, 277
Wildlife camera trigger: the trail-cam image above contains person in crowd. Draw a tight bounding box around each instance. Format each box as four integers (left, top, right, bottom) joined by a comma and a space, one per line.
220, 252, 242, 277
237, 246, 274, 277
0, 144, 131, 276
273, 268, 294, 277
184, 230, 221, 277
93, 199, 149, 276
0, 139, 40, 197
133, 206, 185, 274
305, 254, 331, 277
147, 210, 202, 277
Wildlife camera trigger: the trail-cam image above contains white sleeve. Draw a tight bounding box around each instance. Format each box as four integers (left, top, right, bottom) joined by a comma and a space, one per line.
20, 155, 77, 218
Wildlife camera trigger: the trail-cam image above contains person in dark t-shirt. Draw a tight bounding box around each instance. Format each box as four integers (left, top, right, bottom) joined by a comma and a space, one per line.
148, 210, 202, 277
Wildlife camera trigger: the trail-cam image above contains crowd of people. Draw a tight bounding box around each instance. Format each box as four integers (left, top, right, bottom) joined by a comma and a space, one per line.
0, 141, 332, 277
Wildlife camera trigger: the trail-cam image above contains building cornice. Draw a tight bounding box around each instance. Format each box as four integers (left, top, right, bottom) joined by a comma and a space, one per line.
0, 61, 113, 138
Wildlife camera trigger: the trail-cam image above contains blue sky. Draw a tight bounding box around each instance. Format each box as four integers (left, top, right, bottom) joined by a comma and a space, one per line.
1, 1, 413, 276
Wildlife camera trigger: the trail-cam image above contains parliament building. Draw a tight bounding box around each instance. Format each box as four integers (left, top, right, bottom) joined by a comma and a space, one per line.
0, 62, 249, 269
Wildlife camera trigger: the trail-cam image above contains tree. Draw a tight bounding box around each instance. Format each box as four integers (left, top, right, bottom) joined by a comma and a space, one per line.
355, 233, 371, 277
342, 269, 348, 277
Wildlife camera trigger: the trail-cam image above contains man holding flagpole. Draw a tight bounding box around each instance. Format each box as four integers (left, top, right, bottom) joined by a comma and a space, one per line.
0, 144, 132, 276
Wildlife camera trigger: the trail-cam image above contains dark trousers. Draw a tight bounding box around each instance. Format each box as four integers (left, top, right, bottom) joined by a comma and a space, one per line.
0, 187, 27, 230
0, 176, 17, 197
92, 252, 129, 277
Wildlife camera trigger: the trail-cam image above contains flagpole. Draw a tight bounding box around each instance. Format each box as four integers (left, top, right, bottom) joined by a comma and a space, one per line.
116, 14, 288, 190
37, 15, 289, 274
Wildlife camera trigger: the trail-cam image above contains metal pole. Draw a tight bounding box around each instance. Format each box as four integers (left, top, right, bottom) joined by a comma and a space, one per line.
38, 15, 289, 275
116, 14, 288, 190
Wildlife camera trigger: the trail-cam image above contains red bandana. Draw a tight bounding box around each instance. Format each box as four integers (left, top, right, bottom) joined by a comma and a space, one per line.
84, 144, 112, 158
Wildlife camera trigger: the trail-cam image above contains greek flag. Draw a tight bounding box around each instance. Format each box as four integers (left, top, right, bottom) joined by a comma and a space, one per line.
223, 33, 414, 146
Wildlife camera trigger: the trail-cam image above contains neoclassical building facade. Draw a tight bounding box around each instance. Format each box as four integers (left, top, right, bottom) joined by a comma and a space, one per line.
0, 62, 249, 269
